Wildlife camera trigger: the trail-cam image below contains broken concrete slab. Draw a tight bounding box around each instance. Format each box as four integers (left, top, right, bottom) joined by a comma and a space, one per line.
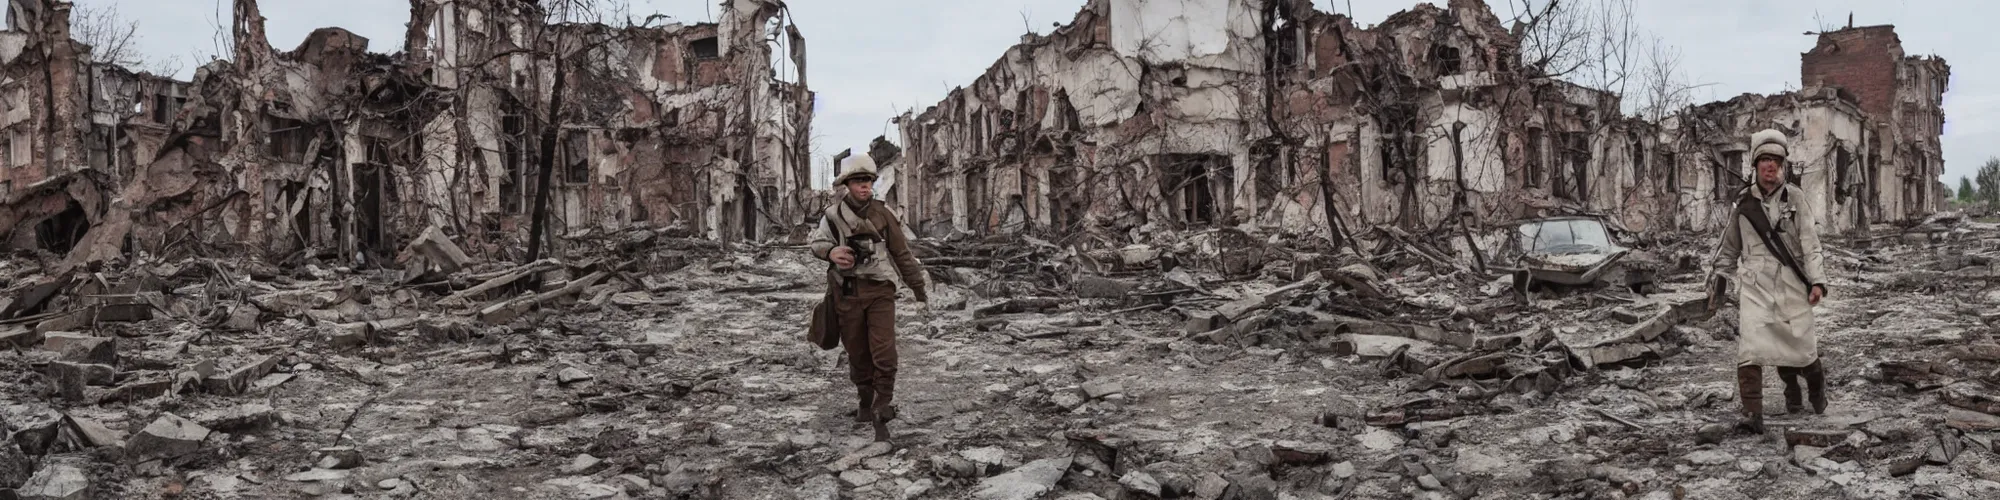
4, 405, 64, 456
46, 362, 114, 402
203, 355, 280, 396
557, 367, 594, 385
0, 325, 43, 348
1943, 382, 2000, 415
325, 322, 372, 349
128, 413, 211, 461
64, 415, 124, 448
17, 464, 89, 500
48, 362, 114, 385
42, 333, 114, 365
976, 455, 1072, 500
222, 304, 260, 331
563, 454, 606, 475
828, 441, 893, 472
109, 376, 173, 403
1184, 309, 1225, 335
1949, 408, 2000, 432
1119, 471, 1163, 496
1082, 380, 1124, 400
400, 225, 474, 275
1, 279, 68, 320
838, 469, 880, 487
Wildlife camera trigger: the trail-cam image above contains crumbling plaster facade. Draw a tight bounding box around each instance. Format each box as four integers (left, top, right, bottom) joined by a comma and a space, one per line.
4, 0, 812, 268
0, 0, 189, 256
887, 0, 1950, 256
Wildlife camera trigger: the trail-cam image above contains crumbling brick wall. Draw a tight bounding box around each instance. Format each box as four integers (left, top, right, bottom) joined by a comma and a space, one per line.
40, 0, 811, 269
891, 0, 1951, 262
1802, 26, 1901, 121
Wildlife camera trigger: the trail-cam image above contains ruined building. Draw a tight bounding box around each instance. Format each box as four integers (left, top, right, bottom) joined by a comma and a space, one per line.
0, 0, 811, 267
883, 0, 1950, 251
0, 0, 189, 254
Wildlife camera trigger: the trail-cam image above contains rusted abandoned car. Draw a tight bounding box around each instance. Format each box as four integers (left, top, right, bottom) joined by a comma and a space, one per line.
1495, 216, 1658, 294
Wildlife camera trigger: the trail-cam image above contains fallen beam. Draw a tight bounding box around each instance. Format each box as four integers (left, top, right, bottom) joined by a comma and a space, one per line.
443, 260, 561, 306
477, 271, 611, 324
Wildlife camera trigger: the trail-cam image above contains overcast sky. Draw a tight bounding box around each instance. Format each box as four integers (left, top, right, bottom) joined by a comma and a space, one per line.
94, 0, 1990, 187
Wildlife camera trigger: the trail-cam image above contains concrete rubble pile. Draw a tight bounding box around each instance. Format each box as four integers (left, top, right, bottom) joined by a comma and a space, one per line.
0, 0, 1984, 498
0, 206, 1998, 499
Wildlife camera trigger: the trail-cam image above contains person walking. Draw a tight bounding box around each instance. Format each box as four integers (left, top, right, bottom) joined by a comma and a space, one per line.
810, 153, 929, 441
1709, 129, 1830, 434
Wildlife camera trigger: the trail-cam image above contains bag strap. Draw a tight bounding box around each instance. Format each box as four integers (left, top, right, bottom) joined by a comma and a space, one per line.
1734, 192, 1815, 289
825, 207, 849, 285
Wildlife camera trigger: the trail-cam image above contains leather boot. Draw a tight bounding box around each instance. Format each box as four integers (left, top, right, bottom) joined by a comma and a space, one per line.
1736, 365, 1765, 434
1804, 359, 1828, 415
873, 381, 897, 423
871, 382, 897, 442
854, 386, 876, 423
1778, 366, 1805, 415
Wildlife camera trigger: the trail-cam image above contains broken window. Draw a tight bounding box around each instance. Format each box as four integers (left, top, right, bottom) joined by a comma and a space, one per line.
563, 130, 589, 184
9, 130, 27, 167
501, 113, 527, 214
1253, 144, 1282, 205
970, 110, 986, 153
1525, 128, 1544, 188
689, 37, 719, 59
1158, 154, 1228, 226
1380, 136, 1410, 185
1835, 144, 1853, 203
1557, 132, 1589, 200
737, 184, 759, 241
1662, 151, 1679, 191
153, 94, 169, 123
1866, 149, 1880, 219
1267, 2, 1300, 71
1432, 45, 1462, 75
967, 168, 989, 230
86, 125, 110, 171
265, 117, 310, 162
1716, 151, 1743, 201
1629, 136, 1644, 178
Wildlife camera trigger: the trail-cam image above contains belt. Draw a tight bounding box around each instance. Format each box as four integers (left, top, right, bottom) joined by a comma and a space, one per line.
840, 277, 892, 296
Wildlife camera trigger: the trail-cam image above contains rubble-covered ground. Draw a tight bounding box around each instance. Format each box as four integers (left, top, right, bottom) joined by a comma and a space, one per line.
5, 214, 2000, 500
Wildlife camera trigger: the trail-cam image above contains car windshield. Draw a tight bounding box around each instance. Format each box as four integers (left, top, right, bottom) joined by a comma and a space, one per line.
1520, 219, 1612, 253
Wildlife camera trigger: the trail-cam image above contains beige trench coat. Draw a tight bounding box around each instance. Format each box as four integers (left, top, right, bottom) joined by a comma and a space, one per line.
1709, 184, 1827, 368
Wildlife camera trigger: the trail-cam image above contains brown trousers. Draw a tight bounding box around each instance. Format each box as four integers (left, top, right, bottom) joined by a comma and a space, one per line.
838, 278, 899, 411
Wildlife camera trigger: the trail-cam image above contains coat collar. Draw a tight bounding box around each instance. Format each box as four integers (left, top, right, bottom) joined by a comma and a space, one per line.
1749, 183, 1791, 204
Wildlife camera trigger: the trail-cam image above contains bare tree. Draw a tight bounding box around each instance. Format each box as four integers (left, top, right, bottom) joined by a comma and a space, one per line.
1506, 0, 1644, 97
1633, 34, 1705, 122
70, 1, 179, 75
